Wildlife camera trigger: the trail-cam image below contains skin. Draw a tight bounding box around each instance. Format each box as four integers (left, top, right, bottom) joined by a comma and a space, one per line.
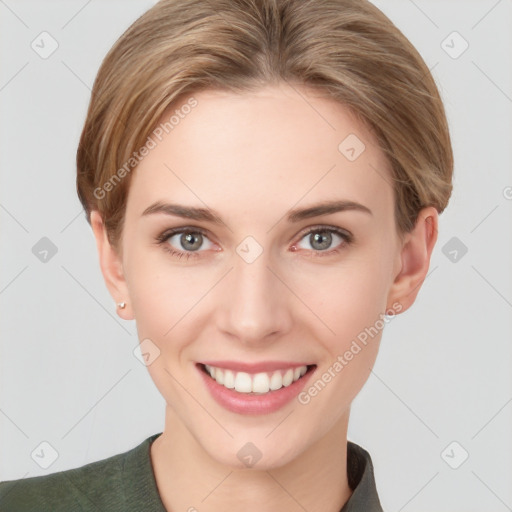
91, 82, 438, 512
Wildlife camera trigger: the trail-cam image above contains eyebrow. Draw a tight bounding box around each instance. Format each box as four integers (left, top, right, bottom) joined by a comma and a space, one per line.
141, 199, 372, 224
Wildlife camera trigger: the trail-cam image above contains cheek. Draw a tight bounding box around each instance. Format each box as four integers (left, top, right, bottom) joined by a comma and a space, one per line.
126, 254, 207, 405
124, 245, 194, 340
293, 262, 390, 419
293, 255, 391, 346
126, 229, 395, 351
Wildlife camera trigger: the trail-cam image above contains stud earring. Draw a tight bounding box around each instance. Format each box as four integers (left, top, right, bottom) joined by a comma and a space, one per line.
117, 302, 126, 309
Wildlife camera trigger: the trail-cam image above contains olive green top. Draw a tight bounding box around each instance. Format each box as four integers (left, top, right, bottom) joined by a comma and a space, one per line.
0, 432, 384, 511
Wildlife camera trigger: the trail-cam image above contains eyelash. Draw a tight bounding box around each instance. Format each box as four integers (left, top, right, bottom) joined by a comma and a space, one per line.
154, 225, 353, 261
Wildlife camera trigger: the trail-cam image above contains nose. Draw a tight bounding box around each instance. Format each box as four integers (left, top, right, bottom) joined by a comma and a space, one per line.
216, 247, 293, 346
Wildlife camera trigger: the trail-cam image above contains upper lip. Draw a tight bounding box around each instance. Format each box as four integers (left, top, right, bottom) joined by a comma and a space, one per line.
199, 361, 315, 374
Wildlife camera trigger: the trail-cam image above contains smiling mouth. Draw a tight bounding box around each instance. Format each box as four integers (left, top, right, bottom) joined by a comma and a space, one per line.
198, 363, 317, 394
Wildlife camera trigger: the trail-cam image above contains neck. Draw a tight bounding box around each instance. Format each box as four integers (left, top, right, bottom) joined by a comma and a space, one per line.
150, 406, 353, 512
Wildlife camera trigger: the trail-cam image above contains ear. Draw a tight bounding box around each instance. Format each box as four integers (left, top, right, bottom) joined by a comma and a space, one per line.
386, 206, 439, 314
90, 210, 134, 320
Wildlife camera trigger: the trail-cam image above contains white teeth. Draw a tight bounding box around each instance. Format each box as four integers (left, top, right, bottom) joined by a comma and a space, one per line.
295, 366, 307, 380
223, 369, 235, 389
282, 368, 294, 387
269, 371, 282, 391
215, 367, 224, 385
252, 372, 270, 393
234, 372, 252, 393
203, 364, 309, 394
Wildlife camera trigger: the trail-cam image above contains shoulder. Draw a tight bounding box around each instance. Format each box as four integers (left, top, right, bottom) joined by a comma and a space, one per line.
343, 441, 384, 512
0, 450, 125, 512
0, 434, 161, 512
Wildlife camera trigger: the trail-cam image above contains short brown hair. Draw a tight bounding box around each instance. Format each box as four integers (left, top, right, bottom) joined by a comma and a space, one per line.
76, 0, 453, 250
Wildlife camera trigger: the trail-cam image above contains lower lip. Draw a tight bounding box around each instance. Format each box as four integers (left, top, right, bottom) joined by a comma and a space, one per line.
197, 364, 317, 415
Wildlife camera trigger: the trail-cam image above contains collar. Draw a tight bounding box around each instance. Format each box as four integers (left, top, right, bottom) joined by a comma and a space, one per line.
340, 441, 384, 512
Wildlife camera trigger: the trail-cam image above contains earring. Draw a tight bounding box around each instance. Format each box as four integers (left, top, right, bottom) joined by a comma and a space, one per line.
117, 302, 126, 309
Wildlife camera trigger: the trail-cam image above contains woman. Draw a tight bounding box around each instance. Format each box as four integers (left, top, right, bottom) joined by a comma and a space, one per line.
0, 0, 452, 510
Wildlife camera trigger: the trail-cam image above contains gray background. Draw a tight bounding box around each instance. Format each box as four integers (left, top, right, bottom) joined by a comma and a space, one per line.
1, 1, 511, 511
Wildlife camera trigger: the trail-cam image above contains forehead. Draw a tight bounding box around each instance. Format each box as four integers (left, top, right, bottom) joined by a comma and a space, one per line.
126, 84, 393, 223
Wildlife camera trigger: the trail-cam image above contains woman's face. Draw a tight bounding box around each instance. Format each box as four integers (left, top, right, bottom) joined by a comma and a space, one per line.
103, 83, 415, 468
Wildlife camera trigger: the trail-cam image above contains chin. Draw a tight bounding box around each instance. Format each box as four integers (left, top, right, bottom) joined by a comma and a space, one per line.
202, 435, 303, 471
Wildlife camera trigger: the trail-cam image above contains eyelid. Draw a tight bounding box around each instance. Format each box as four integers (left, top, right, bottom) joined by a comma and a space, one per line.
155, 223, 353, 258
295, 224, 353, 243
290, 224, 353, 257
156, 225, 210, 239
